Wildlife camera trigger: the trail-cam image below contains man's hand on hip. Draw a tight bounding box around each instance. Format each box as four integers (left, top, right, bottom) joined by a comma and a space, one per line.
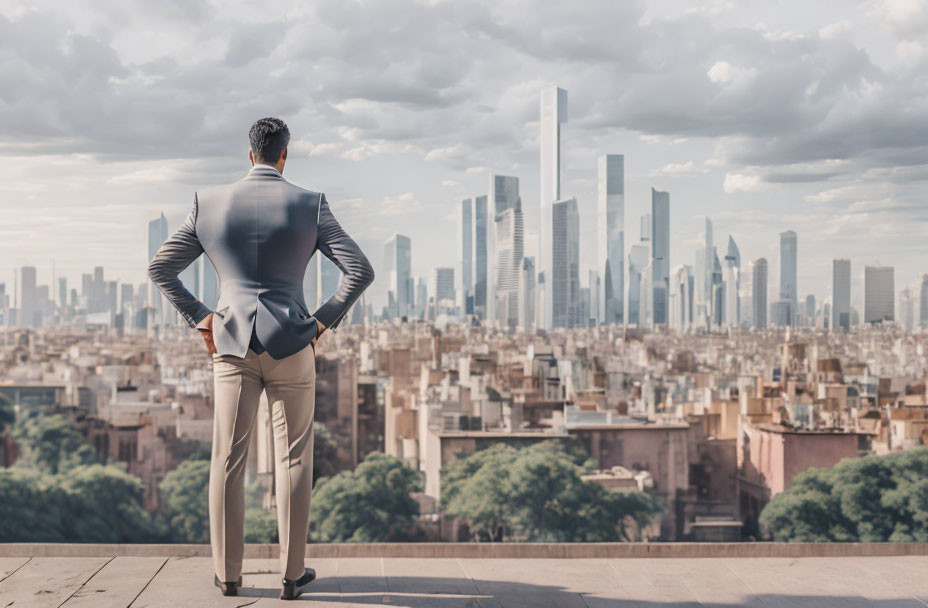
196, 312, 217, 355
312, 319, 327, 345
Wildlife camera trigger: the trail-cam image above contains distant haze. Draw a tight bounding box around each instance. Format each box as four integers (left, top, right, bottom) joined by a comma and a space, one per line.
1, 0, 926, 311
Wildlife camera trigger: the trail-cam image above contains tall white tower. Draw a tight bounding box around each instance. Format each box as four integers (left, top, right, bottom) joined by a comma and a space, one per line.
539, 86, 567, 331
597, 154, 624, 326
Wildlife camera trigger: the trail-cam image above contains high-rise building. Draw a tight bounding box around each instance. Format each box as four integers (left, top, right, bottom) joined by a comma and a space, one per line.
539, 86, 567, 330
597, 154, 624, 326
522, 256, 535, 330
58, 277, 67, 309
700, 217, 714, 324
711, 250, 724, 326
724, 236, 740, 326
551, 197, 579, 329
751, 258, 768, 329
383, 234, 412, 320
805, 294, 816, 327
832, 258, 851, 330
779, 230, 798, 325
20, 266, 37, 328
669, 265, 693, 330
488, 174, 520, 323
474, 194, 488, 319
900, 288, 915, 330
920, 275, 928, 329
458, 198, 473, 316
416, 277, 427, 320
432, 267, 455, 305
92, 266, 105, 314
148, 213, 168, 326
650, 188, 670, 325
864, 265, 894, 324
493, 196, 524, 329
628, 244, 649, 327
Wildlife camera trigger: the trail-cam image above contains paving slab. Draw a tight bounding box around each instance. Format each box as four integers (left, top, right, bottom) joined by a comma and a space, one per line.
0, 556, 110, 608
57, 556, 166, 608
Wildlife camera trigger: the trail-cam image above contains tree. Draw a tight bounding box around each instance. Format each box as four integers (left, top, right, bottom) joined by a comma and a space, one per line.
442, 441, 664, 542
59, 464, 160, 542
245, 508, 279, 543
310, 453, 421, 542
0, 467, 68, 541
159, 460, 210, 543
313, 421, 338, 484
13, 413, 97, 474
760, 447, 928, 542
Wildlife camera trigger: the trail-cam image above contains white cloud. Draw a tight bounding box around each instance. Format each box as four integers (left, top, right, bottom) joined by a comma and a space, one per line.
707, 61, 758, 85
723, 173, 765, 193
819, 20, 853, 40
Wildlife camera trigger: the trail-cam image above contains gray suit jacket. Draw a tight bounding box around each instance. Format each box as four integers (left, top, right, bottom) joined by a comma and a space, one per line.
148, 164, 374, 359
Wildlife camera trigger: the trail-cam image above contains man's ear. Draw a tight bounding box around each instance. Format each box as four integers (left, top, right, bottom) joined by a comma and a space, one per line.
249, 149, 255, 165
281, 147, 288, 162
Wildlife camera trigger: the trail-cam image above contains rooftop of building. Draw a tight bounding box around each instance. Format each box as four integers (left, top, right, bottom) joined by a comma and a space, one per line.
1, 543, 926, 607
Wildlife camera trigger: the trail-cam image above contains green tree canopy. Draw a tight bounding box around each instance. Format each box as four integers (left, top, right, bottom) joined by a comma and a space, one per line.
310, 453, 421, 542
0, 464, 160, 542
760, 447, 928, 542
13, 413, 97, 474
159, 459, 211, 543
313, 421, 338, 484
442, 441, 664, 542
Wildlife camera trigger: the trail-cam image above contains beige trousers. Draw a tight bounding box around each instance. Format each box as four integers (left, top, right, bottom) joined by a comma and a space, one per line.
209, 340, 315, 582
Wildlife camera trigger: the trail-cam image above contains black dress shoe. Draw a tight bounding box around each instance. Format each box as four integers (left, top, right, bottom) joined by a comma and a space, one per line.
214, 574, 242, 596
280, 568, 316, 600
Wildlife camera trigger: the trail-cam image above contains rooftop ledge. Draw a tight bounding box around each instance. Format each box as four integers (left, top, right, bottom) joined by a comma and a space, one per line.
3, 544, 927, 606
2, 541, 927, 559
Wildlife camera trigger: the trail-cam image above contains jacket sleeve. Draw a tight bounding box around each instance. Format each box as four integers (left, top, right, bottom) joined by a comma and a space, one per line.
147, 195, 212, 329
311, 193, 375, 331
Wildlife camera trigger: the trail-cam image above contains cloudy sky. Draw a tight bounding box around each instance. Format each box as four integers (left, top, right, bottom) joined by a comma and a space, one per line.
1, 0, 926, 312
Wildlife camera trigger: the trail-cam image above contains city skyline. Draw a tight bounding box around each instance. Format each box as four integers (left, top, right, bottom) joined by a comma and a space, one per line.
2, 1, 927, 316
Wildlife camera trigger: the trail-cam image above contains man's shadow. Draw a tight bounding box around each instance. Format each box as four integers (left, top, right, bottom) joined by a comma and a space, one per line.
235, 575, 926, 606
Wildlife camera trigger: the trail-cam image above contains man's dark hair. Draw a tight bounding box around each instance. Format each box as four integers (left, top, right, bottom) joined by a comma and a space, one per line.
249, 117, 290, 163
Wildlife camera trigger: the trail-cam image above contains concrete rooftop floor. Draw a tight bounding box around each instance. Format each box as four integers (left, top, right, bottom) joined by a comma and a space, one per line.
2, 553, 928, 607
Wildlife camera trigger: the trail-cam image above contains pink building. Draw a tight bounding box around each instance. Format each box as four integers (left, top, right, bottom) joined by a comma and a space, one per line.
736, 421, 863, 537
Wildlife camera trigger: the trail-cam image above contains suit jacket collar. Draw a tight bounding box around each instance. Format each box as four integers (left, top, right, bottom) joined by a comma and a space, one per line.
246, 163, 284, 180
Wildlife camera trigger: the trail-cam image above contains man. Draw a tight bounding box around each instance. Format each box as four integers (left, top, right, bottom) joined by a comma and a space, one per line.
148, 117, 374, 600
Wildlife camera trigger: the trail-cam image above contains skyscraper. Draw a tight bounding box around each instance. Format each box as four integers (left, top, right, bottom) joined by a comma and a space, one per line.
779, 230, 798, 325
148, 213, 168, 327
597, 154, 624, 326
522, 256, 535, 330
711, 251, 724, 326
832, 259, 851, 330
628, 244, 649, 327
701, 217, 714, 323
864, 265, 894, 324
384, 234, 412, 319
920, 275, 928, 329
432, 267, 455, 304
458, 198, 473, 316
474, 194, 488, 320
493, 196, 524, 329
751, 258, 768, 330
488, 174, 520, 323
57, 276, 67, 310
669, 265, 693, 330
20, 266, 36, 328
724, 236, 740, 326
539, 86, 567, 330
651, 188, 670, 325
552, 197, 579, 328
